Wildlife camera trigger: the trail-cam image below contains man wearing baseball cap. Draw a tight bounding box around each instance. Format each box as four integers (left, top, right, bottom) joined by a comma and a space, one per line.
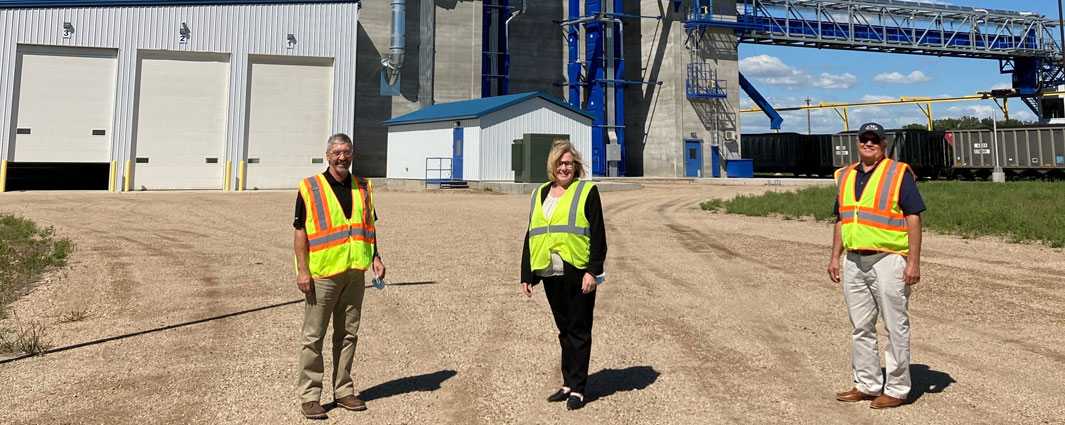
828, 122, 926, 409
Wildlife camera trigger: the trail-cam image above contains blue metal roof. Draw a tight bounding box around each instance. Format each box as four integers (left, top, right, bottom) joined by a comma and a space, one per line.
0, 0, 354, 8
382, 92, 594, 126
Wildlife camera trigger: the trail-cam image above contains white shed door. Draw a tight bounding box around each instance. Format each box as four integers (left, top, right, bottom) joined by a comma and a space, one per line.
133, 55, 230, 190
245, 61, 333, 189
13, 50, 116, 162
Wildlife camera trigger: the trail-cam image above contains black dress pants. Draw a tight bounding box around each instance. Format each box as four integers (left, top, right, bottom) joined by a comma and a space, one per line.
542, 274, 597, 394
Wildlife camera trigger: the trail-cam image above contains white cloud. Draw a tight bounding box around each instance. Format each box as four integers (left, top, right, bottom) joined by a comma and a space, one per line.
739, 54, 858, 90
873, 70, 933, 84
860, 95, 896, 103
738, 54, 794, 79
945, 104, 994, 118
990, 82, 1012, 90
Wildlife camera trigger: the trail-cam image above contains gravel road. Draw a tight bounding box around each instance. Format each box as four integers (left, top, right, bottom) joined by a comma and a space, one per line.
1, 182, 1062, 424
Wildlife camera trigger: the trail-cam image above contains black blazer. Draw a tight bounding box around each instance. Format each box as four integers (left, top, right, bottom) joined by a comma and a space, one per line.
521, 183, 607, 285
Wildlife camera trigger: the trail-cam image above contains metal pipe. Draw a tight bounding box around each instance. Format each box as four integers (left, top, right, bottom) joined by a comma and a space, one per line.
109, 160, 117, 192
0, 160, 7, 193
124, 160, 131, 192
505, 0, 526, 41
239, 161, 246, 191
224, 160, 232, 191
382, 0, 405, 85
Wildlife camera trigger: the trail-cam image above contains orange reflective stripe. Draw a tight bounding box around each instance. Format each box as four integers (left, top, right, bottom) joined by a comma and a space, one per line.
888, 164, 907, 208
870, 159, 890, 207
300, 179, 319, 233
854, 217, 908, 232
314, 174, 335, 230
353, 176, 373, 227
309, 237, 349, 253
838, 164, 856, 208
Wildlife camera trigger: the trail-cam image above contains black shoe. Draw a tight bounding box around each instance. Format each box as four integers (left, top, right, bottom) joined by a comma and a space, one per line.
566, 395, 585, 410
547, 388, 570, 402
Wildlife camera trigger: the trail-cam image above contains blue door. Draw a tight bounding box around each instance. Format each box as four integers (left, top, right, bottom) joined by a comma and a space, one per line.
685, 140, 703, 177
452, 128, 464, 180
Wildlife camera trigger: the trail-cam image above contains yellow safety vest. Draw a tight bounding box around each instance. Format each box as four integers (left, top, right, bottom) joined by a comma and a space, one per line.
297, 174, 376, 278
835, 158, 911, 256
528, 179, 594, 270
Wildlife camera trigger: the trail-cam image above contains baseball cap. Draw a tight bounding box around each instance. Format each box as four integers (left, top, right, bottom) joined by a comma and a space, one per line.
858, 122, 887, 141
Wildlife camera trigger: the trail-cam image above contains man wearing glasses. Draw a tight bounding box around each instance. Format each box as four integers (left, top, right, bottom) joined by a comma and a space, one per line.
292, 133, 386, 419
827, 122, 925, 409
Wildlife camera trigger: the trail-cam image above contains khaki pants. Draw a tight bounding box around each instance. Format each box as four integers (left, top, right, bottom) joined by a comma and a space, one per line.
843, 252, 911, 400
297, 269, 366, 403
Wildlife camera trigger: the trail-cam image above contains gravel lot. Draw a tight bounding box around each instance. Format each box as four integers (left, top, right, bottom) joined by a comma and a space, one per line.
1, 182, 1063, 424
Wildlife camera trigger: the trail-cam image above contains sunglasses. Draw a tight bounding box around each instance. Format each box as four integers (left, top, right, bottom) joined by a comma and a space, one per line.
858, 137, 883, 144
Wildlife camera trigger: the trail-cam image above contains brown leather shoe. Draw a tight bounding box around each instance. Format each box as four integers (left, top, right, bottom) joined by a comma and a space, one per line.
334, 395, 367, 411
835, 387, 878, 402
870, 394, 906, 409
300, 401, 327, 419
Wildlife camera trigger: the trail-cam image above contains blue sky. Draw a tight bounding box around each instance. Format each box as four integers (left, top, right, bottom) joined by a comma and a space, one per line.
738, 0, 1064, 134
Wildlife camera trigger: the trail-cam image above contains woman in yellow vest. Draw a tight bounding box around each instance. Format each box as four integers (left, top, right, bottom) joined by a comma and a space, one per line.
521, 140, 607, 410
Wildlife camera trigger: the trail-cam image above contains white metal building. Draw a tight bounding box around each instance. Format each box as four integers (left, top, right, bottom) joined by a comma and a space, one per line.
383, 92, 594, 182
0, 0, 359, 191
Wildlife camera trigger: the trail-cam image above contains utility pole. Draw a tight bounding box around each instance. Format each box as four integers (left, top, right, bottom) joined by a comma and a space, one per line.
805, 97, 812, 135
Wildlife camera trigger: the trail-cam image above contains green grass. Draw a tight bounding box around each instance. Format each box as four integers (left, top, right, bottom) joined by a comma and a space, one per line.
702, 181, 1065, 248
1, 213, 72, 354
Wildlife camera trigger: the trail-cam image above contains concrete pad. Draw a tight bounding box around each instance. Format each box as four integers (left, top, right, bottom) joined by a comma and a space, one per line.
695, 177, 835, 187
374, 178, 641, 194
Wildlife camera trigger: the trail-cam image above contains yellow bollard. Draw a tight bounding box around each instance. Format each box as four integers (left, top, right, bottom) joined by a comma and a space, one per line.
124, 160, 132, 192
224, 160, 232, 191
0, 160, 7, 193
109, 161, 117, 192
238, 161, 246, 191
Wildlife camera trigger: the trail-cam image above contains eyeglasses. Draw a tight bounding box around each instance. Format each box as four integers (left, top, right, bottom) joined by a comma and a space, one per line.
557, 161, 576, 169
858, 137, 883, 145
328, 150, 353, 158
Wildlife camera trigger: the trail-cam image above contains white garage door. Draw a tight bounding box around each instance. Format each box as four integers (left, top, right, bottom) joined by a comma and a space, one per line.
13, 49, 116, 162
245, 60, 334, 189
133, 54, 230, 190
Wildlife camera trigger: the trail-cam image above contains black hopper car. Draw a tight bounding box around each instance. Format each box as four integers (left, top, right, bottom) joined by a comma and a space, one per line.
741, 126, 1065, 180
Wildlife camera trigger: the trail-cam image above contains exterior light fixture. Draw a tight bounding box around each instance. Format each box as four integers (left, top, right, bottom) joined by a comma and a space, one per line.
179, 22, 190, 43
62, 22, 74, 38
286, 33, 296, 49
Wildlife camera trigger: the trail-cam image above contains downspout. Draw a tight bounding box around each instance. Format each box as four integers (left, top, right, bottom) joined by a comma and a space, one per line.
504, 0, 526, 40
501, 0, 526, 96
382, 0, 405, 86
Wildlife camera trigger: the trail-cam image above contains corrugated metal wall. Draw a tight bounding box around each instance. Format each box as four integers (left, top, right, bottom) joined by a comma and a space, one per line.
478, 98, 592, 181
0, 1, 358, 187
385, 119, 479, 180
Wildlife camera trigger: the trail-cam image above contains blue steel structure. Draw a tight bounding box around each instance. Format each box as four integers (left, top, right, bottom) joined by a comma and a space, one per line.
563, 0, 661, 177
737, 72, 782, 130
686, 0, 1065, 122
482, 0, 511, 98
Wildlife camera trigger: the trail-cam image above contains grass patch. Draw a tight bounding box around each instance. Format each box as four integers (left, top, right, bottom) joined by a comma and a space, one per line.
0, 319, 51, 356
0, 213, 72, 310
704, 186, 839, 222
0, 213, 72, 355
699, 199, 724, 211
59, 307, 90, 323
703, 181, 1065, 247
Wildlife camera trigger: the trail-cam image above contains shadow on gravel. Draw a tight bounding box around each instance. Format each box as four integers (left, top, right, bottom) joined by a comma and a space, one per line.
0, 299, 302, 365
908, 364, 955, 403
358, 369, 459, 402
586, 366, 660, 402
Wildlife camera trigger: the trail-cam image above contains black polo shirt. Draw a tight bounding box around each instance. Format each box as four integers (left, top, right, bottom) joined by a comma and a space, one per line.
833, 160, 926, 218
294, 169, 379, 257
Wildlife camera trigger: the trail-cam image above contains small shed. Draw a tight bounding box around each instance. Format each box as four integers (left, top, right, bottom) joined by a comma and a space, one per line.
383, 92, 594, 182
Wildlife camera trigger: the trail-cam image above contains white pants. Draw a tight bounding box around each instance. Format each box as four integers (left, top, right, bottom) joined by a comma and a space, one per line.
843, 251, 911, 399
